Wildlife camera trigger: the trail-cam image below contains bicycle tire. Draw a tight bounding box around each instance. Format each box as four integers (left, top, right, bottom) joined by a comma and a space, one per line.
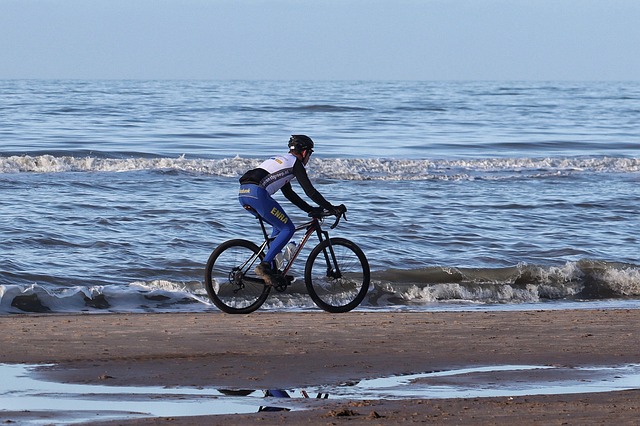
305, 237, 370, 313
204, 239, 270, 314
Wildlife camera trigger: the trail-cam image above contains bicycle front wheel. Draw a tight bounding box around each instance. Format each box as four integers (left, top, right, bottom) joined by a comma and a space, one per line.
305, 237, 370, 313
204, 239, 270, 314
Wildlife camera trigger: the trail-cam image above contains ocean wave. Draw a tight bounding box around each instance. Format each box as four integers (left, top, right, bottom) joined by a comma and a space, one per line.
0, 281, 208, 314
1, 260, 637, 314
370, 260, 640, 305
1, 154, 638, 180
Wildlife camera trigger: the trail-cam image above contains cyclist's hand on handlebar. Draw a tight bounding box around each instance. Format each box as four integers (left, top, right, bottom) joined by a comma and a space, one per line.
332, 204, 347, 216
308, 206, 325, 218
307, 204, 346, 218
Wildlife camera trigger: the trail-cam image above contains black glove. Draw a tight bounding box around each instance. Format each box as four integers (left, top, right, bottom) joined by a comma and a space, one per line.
308, 206, 325, 218
330, 204, 347, 216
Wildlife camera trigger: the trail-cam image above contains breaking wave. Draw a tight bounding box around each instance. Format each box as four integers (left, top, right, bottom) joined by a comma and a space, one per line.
2, 260, 638, 314
1, 154, 638, 181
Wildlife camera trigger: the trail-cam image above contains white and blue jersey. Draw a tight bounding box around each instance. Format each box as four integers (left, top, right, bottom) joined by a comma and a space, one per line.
249, 153, 297, 195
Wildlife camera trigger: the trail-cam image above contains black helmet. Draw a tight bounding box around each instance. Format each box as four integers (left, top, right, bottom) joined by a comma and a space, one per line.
288, 135, 314, 153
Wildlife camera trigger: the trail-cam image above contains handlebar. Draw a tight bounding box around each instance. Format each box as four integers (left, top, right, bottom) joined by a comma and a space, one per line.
308, 204, 347, 229
329, 209, 347, 229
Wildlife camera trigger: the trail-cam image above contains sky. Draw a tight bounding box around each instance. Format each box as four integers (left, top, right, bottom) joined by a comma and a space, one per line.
1, 0, 639, 81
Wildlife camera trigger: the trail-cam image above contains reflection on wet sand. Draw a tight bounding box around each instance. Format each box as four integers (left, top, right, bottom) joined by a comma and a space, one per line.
1, 363, 639, 425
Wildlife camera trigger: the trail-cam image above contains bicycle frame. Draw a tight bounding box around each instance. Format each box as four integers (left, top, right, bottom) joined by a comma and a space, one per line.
245, 206, 340, 279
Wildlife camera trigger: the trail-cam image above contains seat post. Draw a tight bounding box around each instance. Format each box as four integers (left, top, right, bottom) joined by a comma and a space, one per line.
244, 205, 271, 245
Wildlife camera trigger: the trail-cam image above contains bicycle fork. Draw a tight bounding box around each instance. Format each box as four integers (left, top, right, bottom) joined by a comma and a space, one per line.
315, 228, 342, 279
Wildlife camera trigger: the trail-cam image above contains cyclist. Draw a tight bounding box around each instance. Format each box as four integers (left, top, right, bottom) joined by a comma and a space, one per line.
238, 135, 344, 286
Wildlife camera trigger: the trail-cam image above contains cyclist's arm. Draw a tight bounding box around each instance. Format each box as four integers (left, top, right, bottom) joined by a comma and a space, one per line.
292, 159, 333, 210
281, 182, 313, 213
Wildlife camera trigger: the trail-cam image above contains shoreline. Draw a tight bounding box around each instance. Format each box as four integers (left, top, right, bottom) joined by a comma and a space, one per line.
1, 310, 639, 424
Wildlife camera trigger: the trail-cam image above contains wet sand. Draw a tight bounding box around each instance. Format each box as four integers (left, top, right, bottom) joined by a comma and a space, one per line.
1, 310, 639, 424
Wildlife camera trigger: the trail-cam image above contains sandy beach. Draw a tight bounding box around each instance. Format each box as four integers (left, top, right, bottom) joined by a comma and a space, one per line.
1, 309, 639, 424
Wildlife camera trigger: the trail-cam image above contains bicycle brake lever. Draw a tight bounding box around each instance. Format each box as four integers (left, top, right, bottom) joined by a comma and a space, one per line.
330, 212, 345, 229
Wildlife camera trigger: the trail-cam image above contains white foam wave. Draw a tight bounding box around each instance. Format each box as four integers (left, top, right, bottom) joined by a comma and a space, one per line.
1, 154, 638, 180
1, 260, 639, 314
320, 157, 640, 180
367, 260, 640, 307
592, 266, 640, 297
0, 282, 210, 314
0, 154, 255, 177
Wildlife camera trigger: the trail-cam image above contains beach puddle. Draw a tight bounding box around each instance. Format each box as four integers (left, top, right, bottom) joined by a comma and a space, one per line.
326, 364, 640, 399
0, 364, 304, 425
2, 363, 640, 424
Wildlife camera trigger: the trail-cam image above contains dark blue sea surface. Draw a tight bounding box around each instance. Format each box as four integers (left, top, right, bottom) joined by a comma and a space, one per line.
1, 80, 638, 313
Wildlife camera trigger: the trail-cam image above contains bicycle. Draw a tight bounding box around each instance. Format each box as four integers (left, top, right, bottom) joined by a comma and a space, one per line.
204, 206, 370, 314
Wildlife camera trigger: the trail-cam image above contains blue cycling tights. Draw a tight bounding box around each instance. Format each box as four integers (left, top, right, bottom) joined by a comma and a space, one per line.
238, 184, 295, 267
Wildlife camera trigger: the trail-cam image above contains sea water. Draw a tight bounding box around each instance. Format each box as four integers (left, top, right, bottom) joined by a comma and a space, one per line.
1, 80, 638, 313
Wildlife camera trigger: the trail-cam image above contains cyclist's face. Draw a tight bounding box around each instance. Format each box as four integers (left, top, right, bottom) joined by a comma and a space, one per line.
302, 149, 313, 165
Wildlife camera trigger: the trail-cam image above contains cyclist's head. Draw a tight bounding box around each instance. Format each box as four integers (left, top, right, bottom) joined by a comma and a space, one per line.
288, 134, 314, 164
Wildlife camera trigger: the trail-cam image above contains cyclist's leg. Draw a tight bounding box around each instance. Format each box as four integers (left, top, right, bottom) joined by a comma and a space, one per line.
239, 185, 294, 266
261, 201, 294, 265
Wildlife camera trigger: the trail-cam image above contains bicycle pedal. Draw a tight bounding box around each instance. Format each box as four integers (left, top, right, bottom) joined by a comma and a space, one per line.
274, 275, 290, 292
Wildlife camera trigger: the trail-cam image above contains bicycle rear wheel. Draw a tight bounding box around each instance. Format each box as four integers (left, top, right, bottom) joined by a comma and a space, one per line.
305, 237, 370, 313
204, 239, 270, 314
